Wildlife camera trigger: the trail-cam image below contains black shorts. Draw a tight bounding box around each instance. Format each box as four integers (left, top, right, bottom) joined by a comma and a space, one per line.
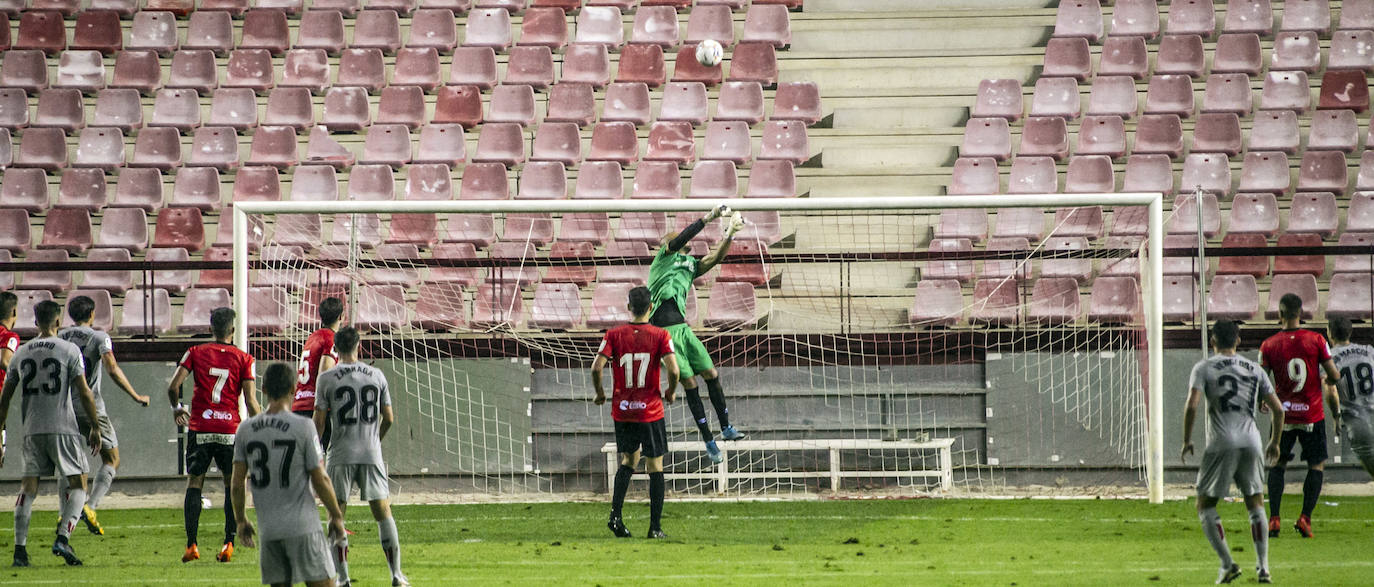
185, 431, 235, 477
614, 419, 669, 459
1278, 419, 1329, 466
294, 409, 330, 449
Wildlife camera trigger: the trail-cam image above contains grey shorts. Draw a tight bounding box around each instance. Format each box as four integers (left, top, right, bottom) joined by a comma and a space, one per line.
1197, 444, 1265, 499
259, 530, 336, 586
1342, 415, 1374, 470
22, 434, 89, 479
77, 414, 118, 450
329, 462, 390, 503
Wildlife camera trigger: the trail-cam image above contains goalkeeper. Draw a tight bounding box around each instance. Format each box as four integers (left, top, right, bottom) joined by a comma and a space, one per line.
649, 204, 747, 463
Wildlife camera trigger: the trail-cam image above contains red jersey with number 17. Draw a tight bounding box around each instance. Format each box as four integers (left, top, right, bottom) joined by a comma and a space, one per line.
179, 342, 257, 434
598, 323, 674, 423
0, 324, 19, 390
293, 328, 337, 412
1260, 328, 1333, 425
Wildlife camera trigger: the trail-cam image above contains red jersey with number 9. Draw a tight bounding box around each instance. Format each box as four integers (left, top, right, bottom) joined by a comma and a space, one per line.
179, 342, 257, 434
293, 328, 337, 412
598, 323, 674, 423
1260, 329, 1333, 425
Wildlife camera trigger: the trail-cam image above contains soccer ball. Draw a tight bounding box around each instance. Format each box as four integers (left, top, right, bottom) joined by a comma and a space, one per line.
696, 40, 724, 67
201, 497, 213, 509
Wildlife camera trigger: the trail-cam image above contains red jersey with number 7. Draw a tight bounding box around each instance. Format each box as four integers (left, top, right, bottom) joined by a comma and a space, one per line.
293, 328, 337, 413
598, 323, 674, 423
179, 342, 257, 434
1260, 329, 1333, 425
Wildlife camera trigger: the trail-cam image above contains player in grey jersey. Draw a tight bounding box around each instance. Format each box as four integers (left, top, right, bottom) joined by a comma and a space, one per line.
313, 327, 407, 587
232, 362, 346, 587
0, 300, 102, 567
1181, 320, 1286, 585
1326, 317, 1374, 479
58, 295, 151, 536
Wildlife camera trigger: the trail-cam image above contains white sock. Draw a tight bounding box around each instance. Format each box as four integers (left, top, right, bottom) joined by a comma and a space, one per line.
1198, 507, 1234, 569
1249, 506, 1269, 572
58, 487, 86, 539
332, 537, 350, 583
378, 516, 403, 578
88, 465, 116, 510
14, 492, 33, 547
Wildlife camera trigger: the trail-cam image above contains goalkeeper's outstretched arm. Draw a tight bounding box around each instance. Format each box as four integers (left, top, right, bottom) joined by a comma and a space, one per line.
663, 204, 731, 252
697, 212, 746, 276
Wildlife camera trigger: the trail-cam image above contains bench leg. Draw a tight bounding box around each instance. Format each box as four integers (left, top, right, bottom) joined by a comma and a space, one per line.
717, 449, 728, 494
606, 452, 617, 493
940, 446, 952, 492
829, 447, 841, 492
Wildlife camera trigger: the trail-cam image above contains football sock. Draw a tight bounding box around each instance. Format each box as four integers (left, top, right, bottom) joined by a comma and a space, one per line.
88, 465, 116, 510
57, 487, 86, 539
332, 536, 350, 583
1301, 468, 1323, 518
183, 488, 202, 547
704, 378, 731, 430
222, 488, 236, 544
610, 465, 634, 518
1266, 465, 1285, 518
14, 491, 33, 547
1198, 507, 1234, 569
1248, 506, 1269, 571
379, 516, 403, 578
648, 472, 665, 531
684, 388, 713, 441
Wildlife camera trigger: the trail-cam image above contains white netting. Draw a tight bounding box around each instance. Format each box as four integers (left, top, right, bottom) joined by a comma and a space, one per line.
237, 198, 1156, 498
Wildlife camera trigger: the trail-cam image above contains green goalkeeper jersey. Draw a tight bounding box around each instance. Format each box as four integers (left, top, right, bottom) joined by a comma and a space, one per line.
648, 246, 697, 323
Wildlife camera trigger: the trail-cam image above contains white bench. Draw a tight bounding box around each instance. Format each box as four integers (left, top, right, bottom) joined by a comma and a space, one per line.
600, 438, 956, 494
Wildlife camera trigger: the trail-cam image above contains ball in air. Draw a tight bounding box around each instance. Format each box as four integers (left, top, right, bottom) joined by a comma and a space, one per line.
696, 39, 724, 67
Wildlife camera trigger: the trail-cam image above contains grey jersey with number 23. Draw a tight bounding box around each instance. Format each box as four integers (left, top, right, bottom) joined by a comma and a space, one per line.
1189, 354, 1275, 449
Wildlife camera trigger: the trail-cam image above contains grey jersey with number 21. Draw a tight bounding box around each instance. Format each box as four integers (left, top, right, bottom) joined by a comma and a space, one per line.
1189, 354, 1275, 449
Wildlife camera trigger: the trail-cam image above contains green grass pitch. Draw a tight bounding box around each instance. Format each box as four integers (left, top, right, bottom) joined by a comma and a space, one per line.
1, 497, 1372, 585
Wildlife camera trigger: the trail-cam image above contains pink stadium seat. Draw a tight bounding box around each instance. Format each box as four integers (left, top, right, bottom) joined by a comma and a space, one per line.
1087, 276, 1141, 323
92, 89, 143, 132
960, 118, 1011, 161
588, 121, 640, 165
1359, 154, 1374, 191
0, 50, 48, 93
1085, 76, 1137, 119
1264, 273, 1320, 319
97, 206, 149, 252
1238, 151, 1291, 195
153, 207, 205, 251
347, 164, 397, 201
504, 46, 555, 89
167, 50, 218, 95
1297, 150, 1348, 195
1343, 0, 1374, 29
1191, 112, 1242, 157
15, 11, 65, 55
240, 10, 290, 55
1336, 233, 1374, 274
949, 157, 999, 195
1018, 117, 1069, 161
743, 4, 791, 47
1200, 73, 1253, 116
440, 210, 495, 248
1144, 74, 1194, 117
1098, 36, 1148, 80
448, 166, 506, 203
574, 161, 624, 199
21, 249, 70, 292
1271, 31, 1321, 73
10, 290, 54, 337
970, 278, 1022, 326
355, 285, 409, 332
563, 43, 613, 88
38, 208, 92, 253
1007, 156, 1057, 194
117, 288, 173, 336
1282, 0, 1330, 34
704, 282, 756, 329
0, 89, 27, 130
71, 11, 122, 56
599, 241, 651, 283
587, 282, 634, 329
970, 80, 1020, 121
1248, 110, 1299, 154
449, 47, 499, 89
473, 123, 527, 166
531, 122, 582, 166
178, 288, 232, 334
208, 89, 260, 131
245, 286, 290, 334
1076, 115, 1126, 159
433, 85, 484, 128
1043, 37, 1091, 81
516, 161, 567, 199
1167, 193, 1221, 237
934, 209, 988, 242
280, 50, 331, 94
260, 89, 313, 131
1330, 30, 1374, 72
113, 168, 165, 210
558, 213, 611, 245
0, 128, 10, 168
360, 124, 413, 167
614, 214, 666, 246
1040, 236, 1092, 284
489, 84, 538, 126
233, 166, 281, 204
1156, 34, 1206, 78
186, 127, 239, 171
32, 89, 84, 132
910, 279, 964, 327
304, 126, 356, 168
1307, 109, 1359, 152
223, 49, 276, 93
82, 249, 134, 294
410, 9, 460, 53
150, 89, 202, 132
1111, 0, 1159, 38
322, 87, 373, 131
391, 48, 444, 92
489, 240, 542, 284
0, 167, 48, 212
728, 43, 779, 86
518, 7, 567, 49
337, 48, 388, 93
632, 161, 682, 199
201, 0, 250, 15
576, 6, 624, 47
183, 11, 233, 56
147, 247, 192, 294
1285, 193, 1336, 237
373, 86, 425, 130
645, 121, 695, 165
632, 6, 681, 48
170, 166, 221, 211
1319, 70, 1370, 112
1033, 78, 1082, 119
1327, 274, 1374, 320
54, 51, 107, 94
326, 213, 385, 248
716, 82, 767, 125
1064, 155, 1114, 193
1348, 192, 1374, 233
411, 282, 467, 330
1167, 0, 1215, 37
719, 240, 770, 285
1179, 153, 1231, 196
673, 44, 723, 87
747, 160, 797, 198
1212, 33, 1262, 75
1260, 71, 1310, 112
13, 127, 67, 170
685, 5, 732, 47
1052, 205, 1104, 239
689, 160, 738, 199
0, 208, 29, 252
1053, 0, 1103, 42
924, 238, 974, 284
257, 0, 304, 14
1224, 0, 1273, 36
128, 12, 179, 55
1217, 232, 1270, 277
297, 10, 347, 55
1099, 235, 1142, 277
1204, 274, 1259, 321
60, 129, 120, 172
545, 83, 596, 126
528, 282, 583, 330
1028, 277, 1081, 325
466, 8, 513, 50
290, 165, 340, 201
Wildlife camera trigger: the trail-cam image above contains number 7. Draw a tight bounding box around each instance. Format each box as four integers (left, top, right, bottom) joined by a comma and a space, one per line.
208, 367, 230, 403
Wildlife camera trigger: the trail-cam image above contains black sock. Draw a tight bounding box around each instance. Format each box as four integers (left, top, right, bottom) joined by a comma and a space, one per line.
54, 534, 68, 546
222, 486, 235, 545
704, 378, 731, 430
1267, 466, 1285, 519
648, 472, 665, 531
610, 465, 633, 518
684, 388, 713, 441
1301, 469, 1323, 518
184, 488, 202, 548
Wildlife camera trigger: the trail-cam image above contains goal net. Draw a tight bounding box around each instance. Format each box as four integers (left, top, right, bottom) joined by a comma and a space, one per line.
232, 194, 1165, 501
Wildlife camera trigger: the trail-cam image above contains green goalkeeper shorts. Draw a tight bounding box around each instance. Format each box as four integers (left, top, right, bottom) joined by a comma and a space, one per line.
666, 323, 715, 380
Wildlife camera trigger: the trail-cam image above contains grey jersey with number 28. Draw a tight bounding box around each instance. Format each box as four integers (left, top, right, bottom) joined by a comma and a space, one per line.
314, 362, 391, 466
1189, 354, 1275, 449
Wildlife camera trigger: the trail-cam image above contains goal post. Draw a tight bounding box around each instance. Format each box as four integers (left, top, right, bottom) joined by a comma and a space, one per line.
232, 193, 1166, 502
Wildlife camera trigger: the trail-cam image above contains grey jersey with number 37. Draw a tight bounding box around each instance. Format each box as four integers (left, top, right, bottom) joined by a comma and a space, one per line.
232, 411, 325, 542
1189, 354, 1275, 449
314, 363, 390, 466
1332, 344, 1374, 415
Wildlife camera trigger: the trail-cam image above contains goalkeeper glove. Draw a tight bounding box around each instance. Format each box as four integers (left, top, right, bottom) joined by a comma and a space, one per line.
725, 212, 746, 237
705, 204, 730, 222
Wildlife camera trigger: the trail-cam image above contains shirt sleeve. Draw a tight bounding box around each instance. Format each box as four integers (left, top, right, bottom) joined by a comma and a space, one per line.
597, 333, 614, 359
241, 355, 257, 381
313, 375, 331, 412
178, 349, 194, 371
660, 330, 675, 357
1188, 362, 1204, 393
232, 431, 247, 463
3, 335, 17, 352
380, 374, 392, 407
303, 426, 324, 471
1256, 366, 1276, 398
1319, 337, 1333, 361
97, 333, 113, 356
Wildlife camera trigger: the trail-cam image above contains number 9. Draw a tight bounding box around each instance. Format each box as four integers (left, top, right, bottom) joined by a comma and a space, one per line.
1287, 358, 1307, 391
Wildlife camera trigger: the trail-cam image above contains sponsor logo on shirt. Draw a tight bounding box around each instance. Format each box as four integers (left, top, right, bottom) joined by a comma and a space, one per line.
1283, 401, 1309, 412
619, 400, 648, 411
202, 409, 236, 421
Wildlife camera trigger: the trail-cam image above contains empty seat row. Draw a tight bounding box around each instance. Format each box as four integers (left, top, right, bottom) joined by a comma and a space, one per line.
910, 275, 1141, 327
1052, 0, 1364, 44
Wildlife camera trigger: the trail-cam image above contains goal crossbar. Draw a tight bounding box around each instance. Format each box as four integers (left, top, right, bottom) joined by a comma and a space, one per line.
232, 193, 1167, 503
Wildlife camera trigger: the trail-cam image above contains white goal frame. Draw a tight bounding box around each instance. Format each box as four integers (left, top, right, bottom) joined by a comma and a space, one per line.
233, 194, 1167, 503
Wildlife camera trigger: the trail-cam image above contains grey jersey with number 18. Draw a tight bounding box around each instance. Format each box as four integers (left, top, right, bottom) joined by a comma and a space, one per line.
232, 411, 325, 542
1189, 354, 1275, 449
314, 362, 391, 466
1332, 343, 1374, 415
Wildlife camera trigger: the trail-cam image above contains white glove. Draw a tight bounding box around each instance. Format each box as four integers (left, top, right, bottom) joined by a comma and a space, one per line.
705, 204, 730, 222
725, 212, 746, 236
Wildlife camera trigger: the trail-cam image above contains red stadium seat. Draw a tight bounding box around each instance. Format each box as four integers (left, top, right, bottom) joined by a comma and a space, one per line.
473, 123, 527, 166
1281, 0, 1330, 34
71, 11, 122, 56
518, 7, 566, 49
529, 283, 583, 330
1200, 73, 1252, 116
82, 249, 134, 294
728, 43, 778, 86
38, 208, 92, 253
179, 288, 232, 334
280, 50, 332, 94
128, 12, 179, 55
183, 11, 234, 56
1318, 70, 1369, 112
587, 282, 634, 329
689, 160, 737, 199
433, 85, 484, 129
531, 121, 583, 166
347, 164, 397, 201
1327, 274, 1374, 320
1180, 153, 1231, 197
949, 157, 1000, 195
631, 161, 682, 199
1205, 275, 1259, 321
13, 127, 68, 170
153, 207, 205, 251
616, 213, 668, 245
147, 247, 192, 294
459, 162, 510, 200
449, 47, 499, 89
1156, 34, 1206, 78
16, 11, 66, 55
1043, 37, 1091, 80
167, 50, 218, 95
961, 118, 1011, 161
576, 6, 624, 47
0, 209, 30, 253
240, 10, 290, 55
208, 89, 260, 130
673, 44, 722, 87
516, 161, 567, 199
117, 288, 173, 336
1260, 71, 1310, 112
910, 279, 963, 327
356, 285, 409, 332
1028, 277, 1081, 325
1007, 156, 1057, 195
1040, 236, 1092, 285
1087, 276, 1141, 323
1076, 116, 1126, 159
686, 5, 733, 48
321, 87, 372, 131
1297, 150, 1348, 195
1, 167, 49, 213
489, 241, 540, 285
0, 89, 29, 130
619, 44, 667, 88
21, 249, 72, 291
0, 50, 49, 93
414, 124, 467, 166
970, 278, 1022, 326
234, 166, 281, 204
1308, 109, 1359, 152
32, 89, 85, 132
645, 121, 695, 165
353, 10, 404, 54
337, 48, 388, 93
391, 48, 444, 92
92, 89, 143, 132
599, 241, 651, 284
504, 46, 555, 89
1238, 151, 1291, 196
934, 209, 988, 242
150, 89, 202, 132
488, 84, 538, 126
545, 240, 597, 285
412, 282, 467, 330
113, 168, 165, 211
1213, 33, 1262, 75
1271, 31, 1320, 73
545, 83, 596, 126
575, 161, 624, 199
563, 43, 613, 88
96, 206, 150, 252
297, 10, 347, 55
1097, 36, 1147, 80
1086, 76, 1137, 119
632, 6, 681, 48
1265, 274, 1320, 319
557, 213, 610, 245
1019, 117, 1069, 161
1217, 232, 1270, 278
428, 243, 483, 286
245, 126, 299, 169
1053, 0, 1103, 42
360, 125, 414, 168
992, 208, 1044, 241
704, 282, 756, 329
223, 50, 275, 94
1191, 113, 1242, 157
588, 121, 640, 165
924, 238, 974, 284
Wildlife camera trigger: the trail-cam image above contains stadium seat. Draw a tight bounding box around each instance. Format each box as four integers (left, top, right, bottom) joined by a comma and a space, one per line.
1064, 155, 1113, 193
234, 166, 281, 204
587, 282, 634, 329
1297, 150, 1348, 195
747, 160, 797, 198
924, 238, 975, 284
153, 207, 206, 253
1043, 37, 1091, 81
563, 43, 613, 88
95, 206, 149, 252
167, 50, 218, 95
144, 0, 194, 17
1308, 110, 1359, 152
186, 127, 239, 171
280, 50, 331, 94
0, 208, 30, 252
616, 213, 668, 245
599, 241, 651, 284
545, 240, 598, 285
1144, 75, 1194, 118
645, 121, 696, 165
719, 239, 770, 285
489, 85, 538, 126
1085, 76, 1137, 119
1200, 73, 1253, 117
337, 48, 388, 93
0, 89, 28, 130
32, 89, 84, 132
728, 43, 779, 86
38, 208, 92, 253
1053, 0, 1103, 42
961, 118, 1013, 161
1179, 154, 1231, 196
1284, 193, 1336, 238
128, 12, 179, 55
1155, 34, 1206, 78
471, 282, 525, 328
113, 168, 165, 210
1349, 192, 1374, 234
289, 164, 340, 203
347, 164, 397, 201
411, 282, 467, 331
934, 209, 988, 242
245, 286, 289, 334
1264, 274, 1320, 320
179, 288, 232, 334
545, 83, 597, 126
1205, 274, 1260, 320
450, 47, 499, 89
433, 85, 484, 129
70, 128, 126, 174
1110, 0, 1158, 38
1248, 110, 1300, 154
743, 4, 791, 47
1327, 273, 1374, 320
909, 279, 964, 327
576, 6, 624, 47
1191, 113, 1242, 157
360, 125, 414, 168
355, 285, 409, 332
1167, 0, 1215, 36
1318, 69, 1370, 112
1281, 0, 1330, 34
9, 290, 53, 337
208, 89, 260, 130
1028, 277, 1080, 325
949, 157, 1000, 195
13, 127, 67, 170
516, 161, 567, 199
1224, 0, 1273, 36
297, 10, 347, 55
1097, 36, 1147, 80
1161, 276, 1198, 322
991, 208, 1043, 242
1027, 77, 1081, 121
631, 161, 683, 199
110, 50, 162, 96
1167, 194, 1220, 238
465, 8, 513, 49
391, 49, 443, 92
1006, 156, 1057, 194
1330, 30, 1374, 71
150, 89, 202, 132
428, 243, 483, 286
703, 282, 756, 329
458, 162, 510, 199
672, 44, 722, 86
1, 167, 50, 212
1085, 276, 1140, 323
1212, 33, 1262, 75
1238, 152, 1291, 195
184, 11, 234, 56
1271, 31, 1321, 73
1052, 206, 1104, 239
117, 289, 172, 337
0, 128, 11, 169
257, 0, 304, 14
1040, 236, 1092, 284
632, 6, 681, 47
243, 126, 298, 169
575, 161, 624, 199
558, 213, 611, 245
504, 46, 555, 89
240, 9, 290, 55
15, 11, 65, 55
531, 122, 583, 166
412, 124, 467, 167
1217, 232, 1270, 278
21, 249, 72, 291
353, 10, 404, 55
0, 50, 48, 93
1260, 71, 1311, 112
223, 50, 275, 94
970, 279, 1022, 326
685, 5, 733, 48
1076, 116, 1126, 159
1342, 0, 1374, 29
146, 247, 192, 294
473, 123, 527, 166
1228, 193, 1280, 237
322, 87, 373, 131
371, 0, 417, 14
689, 160, 738, 199
603, 82, 656, 125
529, 283, 583, 330
92, 89, 144, 131
588, 121, 641, 165
82, 249, 134, 294
518, 7, 567, 49
171, 166, 222, 211
1336, 232, 1374, 274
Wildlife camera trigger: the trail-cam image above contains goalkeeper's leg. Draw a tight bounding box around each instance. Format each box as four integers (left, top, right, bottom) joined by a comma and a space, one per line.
701, 368, 744, 440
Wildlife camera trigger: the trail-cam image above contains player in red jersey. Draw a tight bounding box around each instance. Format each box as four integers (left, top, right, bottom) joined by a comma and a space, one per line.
1259, 294, 1341, 539
165, 307, 262, 564
295, 297, 341, 447
591, 286, 680, 539
0, 293, 20, 392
